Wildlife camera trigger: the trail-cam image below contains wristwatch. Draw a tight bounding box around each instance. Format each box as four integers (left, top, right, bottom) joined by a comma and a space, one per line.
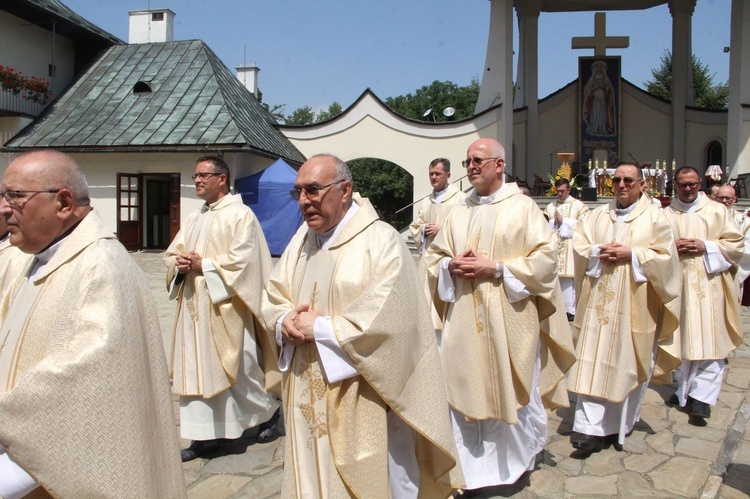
494, 261, 502, 279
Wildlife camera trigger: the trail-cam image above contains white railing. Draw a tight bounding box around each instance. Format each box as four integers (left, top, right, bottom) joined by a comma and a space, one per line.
0, 89, 47, 117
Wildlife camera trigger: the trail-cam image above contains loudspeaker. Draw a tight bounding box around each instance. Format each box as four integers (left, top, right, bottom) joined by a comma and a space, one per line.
580, 187, 598, 202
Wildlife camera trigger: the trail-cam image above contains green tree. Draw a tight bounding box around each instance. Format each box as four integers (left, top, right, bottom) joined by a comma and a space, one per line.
257, 89, 286, 123
644, 50, 729, 110
385, 78, 480, 121
285, 106, 316, 125
315, 102, 344, 123
348, 158, 413, 229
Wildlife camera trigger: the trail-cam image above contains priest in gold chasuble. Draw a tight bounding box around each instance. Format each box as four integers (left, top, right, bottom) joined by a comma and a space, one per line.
0, 151, 185, 498
544, 177, 590, 318
165, 156, 279, 462
425, 139, 575, 490
664, 167, 744, 425
263, 154, 463, 498
569, 163, 681, 453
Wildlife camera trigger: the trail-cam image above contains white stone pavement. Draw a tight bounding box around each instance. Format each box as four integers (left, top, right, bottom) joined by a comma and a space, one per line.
130, 250, 750, 499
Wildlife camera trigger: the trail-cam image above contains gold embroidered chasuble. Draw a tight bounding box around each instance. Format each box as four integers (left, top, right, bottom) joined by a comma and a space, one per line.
0, 211, 186, 498
409, 183, 465, 251
425, 183, 576, 423
665, 195, 744, 360
263, 197, 462, 499
165, 193, 279, 397
569, 195, 681, 402
544, 197, 590, 277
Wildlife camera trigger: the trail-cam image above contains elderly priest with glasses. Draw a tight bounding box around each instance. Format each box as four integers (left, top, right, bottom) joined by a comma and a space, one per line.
569, 161, 681, 453
0, 150, 185, 498
263, 153, 463, 497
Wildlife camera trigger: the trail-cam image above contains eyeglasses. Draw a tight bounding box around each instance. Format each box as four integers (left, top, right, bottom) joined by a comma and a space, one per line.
675, 181, 700, 189
716, 196, 736, 202
290, 179, 345, 200
191, 172, 223, 181
462, 157, 499, 168
612, 177, 641, 185
0, 189, 61, 208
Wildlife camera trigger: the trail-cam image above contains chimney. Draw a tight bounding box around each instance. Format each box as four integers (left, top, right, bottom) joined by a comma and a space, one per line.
128, 9, 176, 44
236, 64, 260, 98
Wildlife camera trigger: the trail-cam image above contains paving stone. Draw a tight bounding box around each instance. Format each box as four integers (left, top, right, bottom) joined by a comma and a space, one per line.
725, 370, 750, 390
546, 436, 576, 461
527, 469, 564, 498
674, 437, 721, 461
701, 474, 723, 499
649, 456, 711, 497
717, 483, 750, 499
634, 415, 671, 433
704, 406, 734, 430
622, 453, 668, 473
564, 475, 617, 496
718, 390, 745, 410
187, 474, 253, 498
639, 403, 667, 422
719, 462, 750, 499
731, 440, 750, 465
622, 430, 649, 454
642, 388, 668, 405
202, 445, 277, 475
236, 468, 284, 498
671, 421, 726, 442
646, 431, 675, 456
616, 470, 672, 497
556, 457, 583, 477
182, 456, 208, 472
184, 469, 201, 488
581, 448, 625, 476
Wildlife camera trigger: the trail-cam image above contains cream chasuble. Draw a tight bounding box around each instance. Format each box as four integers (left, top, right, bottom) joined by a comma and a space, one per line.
731, 209, 750, 284
264, 197, 462, 499
544, 197, 590, 278
425, 183, 576, 423
665, 194, 744, 360
0, 211, 186, 498
569, 194, 681, 403
409, 183, 465, 253
0, 239, 32, 325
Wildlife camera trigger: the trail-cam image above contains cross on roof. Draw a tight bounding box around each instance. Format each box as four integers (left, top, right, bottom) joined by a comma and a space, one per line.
572, 12, 630, 56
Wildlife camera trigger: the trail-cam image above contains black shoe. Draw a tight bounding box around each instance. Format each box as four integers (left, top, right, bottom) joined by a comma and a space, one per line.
667, 393, 679, 406
572, 434, 604, 452
180, 439, 223, 462
566, 313, 575, 322
257, 408, 282, 443
690, 398, 711, 419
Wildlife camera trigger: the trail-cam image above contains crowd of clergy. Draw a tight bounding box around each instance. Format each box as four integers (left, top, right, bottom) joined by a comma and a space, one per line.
0, 140, 746, 498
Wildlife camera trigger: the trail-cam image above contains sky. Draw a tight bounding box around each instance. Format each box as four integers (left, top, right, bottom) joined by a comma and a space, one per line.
62, 1, 732, 116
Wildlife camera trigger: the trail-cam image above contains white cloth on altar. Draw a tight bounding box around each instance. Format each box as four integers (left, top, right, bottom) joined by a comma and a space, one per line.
674, 359, 724, 406
449, 345, 545, 489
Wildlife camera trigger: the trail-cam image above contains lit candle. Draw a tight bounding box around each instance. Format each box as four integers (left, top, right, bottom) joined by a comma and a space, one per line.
655, 159, 660, 172
672, 159, 676, 172
595, 158, 599, 171
588, 158, 593, 171
603, 159, 607, 170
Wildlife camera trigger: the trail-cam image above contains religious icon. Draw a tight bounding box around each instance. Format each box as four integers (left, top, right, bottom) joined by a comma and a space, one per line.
582, 60, 616, 136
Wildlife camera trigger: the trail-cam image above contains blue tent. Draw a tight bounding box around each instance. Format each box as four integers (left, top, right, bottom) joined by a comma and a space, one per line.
235, 159, 302, 256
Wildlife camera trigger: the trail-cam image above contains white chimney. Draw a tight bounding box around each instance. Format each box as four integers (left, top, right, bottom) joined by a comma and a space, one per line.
128, 9, 176, 44
237, 64, 260, 98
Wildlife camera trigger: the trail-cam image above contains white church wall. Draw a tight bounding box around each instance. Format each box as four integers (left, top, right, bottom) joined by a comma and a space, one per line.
537, 88, 578, 178
0, 11, 75, 99
619, 89, 672, 166
685, 116, 729, 170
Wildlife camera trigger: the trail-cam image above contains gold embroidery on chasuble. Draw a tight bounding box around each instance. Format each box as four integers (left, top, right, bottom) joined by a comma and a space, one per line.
555, 203, 571, 274
468, 210, 486, 334
286, 246, 341, 497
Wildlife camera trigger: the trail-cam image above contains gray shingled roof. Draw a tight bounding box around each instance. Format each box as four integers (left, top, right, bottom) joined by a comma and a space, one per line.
6, 40, 306, 164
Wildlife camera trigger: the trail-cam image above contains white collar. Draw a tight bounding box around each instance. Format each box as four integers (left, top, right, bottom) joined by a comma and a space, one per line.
478, 183, 507, 205
316, 202, 360, 250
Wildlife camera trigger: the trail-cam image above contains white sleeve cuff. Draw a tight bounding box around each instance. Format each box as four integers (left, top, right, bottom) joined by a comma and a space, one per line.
703, 240, 732, 274
202, 258, 236, 303
586, 245, 604, 278
560, 218, 576, 239
438, 257, 456, 302
631, 251, 648, 282
0, 445, 38, 499
503, 267, 531, 303
275, 312, 295, 372
314, 317, 359, 383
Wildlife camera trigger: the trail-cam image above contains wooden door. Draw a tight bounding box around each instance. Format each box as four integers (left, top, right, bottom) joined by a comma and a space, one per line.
117, 173, 141, 251
169, 173, 181, 242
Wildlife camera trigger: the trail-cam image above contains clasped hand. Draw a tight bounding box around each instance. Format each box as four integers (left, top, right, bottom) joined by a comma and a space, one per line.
597, 242, 632, 264
449, 249, 498, 280
675, 237, 706, 255
176, 250, 203, 274
281, 304, 319, 346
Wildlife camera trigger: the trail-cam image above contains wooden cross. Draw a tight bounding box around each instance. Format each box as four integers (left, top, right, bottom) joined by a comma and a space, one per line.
571, 12, 629, 56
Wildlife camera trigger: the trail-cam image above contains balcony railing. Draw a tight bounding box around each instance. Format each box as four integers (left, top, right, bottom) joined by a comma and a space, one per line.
0, 89, 47, 117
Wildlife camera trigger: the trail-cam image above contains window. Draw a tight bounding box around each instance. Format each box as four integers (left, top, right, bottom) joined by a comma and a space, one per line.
152, 12, 164, 21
